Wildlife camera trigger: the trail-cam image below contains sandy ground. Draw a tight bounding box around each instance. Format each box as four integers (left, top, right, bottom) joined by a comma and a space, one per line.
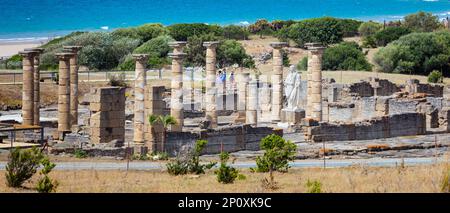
0, 41, 44, 58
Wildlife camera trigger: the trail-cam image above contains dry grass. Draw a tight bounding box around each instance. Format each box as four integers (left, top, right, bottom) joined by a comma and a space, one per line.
1, 164, 448, 193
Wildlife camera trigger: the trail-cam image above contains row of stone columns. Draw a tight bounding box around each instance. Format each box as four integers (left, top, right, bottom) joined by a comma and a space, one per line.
20, 46, 81, 139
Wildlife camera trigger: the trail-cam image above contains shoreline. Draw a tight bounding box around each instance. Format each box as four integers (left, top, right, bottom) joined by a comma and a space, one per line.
1, 9, 449, 44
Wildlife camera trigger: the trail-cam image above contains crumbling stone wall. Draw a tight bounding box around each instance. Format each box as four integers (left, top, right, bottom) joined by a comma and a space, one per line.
439, 107, 450, 132
144, 86, 166, 152
164, 125, 282, 155
405, 79, 443, 97
88, 87, 125, 143
306, 112, 426, 142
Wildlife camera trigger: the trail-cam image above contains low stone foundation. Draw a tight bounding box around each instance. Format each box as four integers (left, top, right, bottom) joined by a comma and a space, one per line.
164, 125, 282, 155
306, 112, 426, 142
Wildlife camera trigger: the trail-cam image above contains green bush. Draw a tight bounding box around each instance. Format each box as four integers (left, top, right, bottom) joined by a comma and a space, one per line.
322, 41, 372, 71
148, 151, 169, 161
374, 31, 450, 75
166, 140, 216, 175
362, 36, 377, 48
5, 147, 44, 188
217, 39, 252, 68
248, 19, 274, 38
215, 152, 239, 184
270, 20, 296, 31
168, 23, 222, 41
428, 70, 443, 83
132, 35, 174, 68
222, 25, 250, 40
338, 19, 363, 37
184, 33, 220, 66
74, 149, 88, 158
252, 134, 296, 173
306, 179, 322, 193
112, 23, 168, 44
373, 26, 411, 46
297, 56, 308, 71
108, 73, 128, 87
36, 157, 58, 193
358, 21, 383, 37
403, 11, 441, 32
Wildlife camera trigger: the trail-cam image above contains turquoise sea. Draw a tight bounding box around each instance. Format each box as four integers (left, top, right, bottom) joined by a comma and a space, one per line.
0, 0, 450, 40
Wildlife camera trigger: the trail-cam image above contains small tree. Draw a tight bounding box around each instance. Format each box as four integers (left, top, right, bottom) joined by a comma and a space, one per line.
148, 114, 177, 152
166, 140, 216, 175
36, 157, 58, 193
428, 70, 443, 83
5, 147, 44, 188
215, 152, 240, 184
252, 134, 296, 173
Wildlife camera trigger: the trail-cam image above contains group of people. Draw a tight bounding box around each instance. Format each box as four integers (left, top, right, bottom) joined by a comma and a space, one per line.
216, 69, 235, 86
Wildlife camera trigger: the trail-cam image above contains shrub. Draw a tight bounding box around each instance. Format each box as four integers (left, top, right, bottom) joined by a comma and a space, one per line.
362, 36, 377, 48
132, 35, 174, 68
252, 134, 296, 173
373, 26, 411, 46
248, 19, 273, 38
339, 19, 363, 37
297, 57, 308, 71
403, 11, 441, 32
5, 147, 44, 188
168, 23, 222, 41
36, 157, 58, 193
441, 166, 450, 193
217, 39, 252, 68
358, 21, 383, 37
166, 140, 216, 175
306, 179, 322, 193
74, 149, 88, 159
428, 70, 443, 83
184, 33, 220, 66
215, 152, 239, 184
148, 151, 169, 161
322, 41, 372, 71
279, 17, 344, 47
270, 20, 296, 31
374, 31, 450, 75
222, 25, 250, 40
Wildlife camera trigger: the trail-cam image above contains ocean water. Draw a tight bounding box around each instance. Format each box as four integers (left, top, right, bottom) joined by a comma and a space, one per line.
0, 0, 450, 40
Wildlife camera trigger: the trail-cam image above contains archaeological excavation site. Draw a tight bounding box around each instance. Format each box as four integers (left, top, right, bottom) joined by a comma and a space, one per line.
1, 41, 449, 160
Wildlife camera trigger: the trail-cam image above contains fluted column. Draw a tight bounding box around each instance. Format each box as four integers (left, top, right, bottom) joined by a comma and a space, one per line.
307, 43, 325, 121
56, 52, 75, 139
25, 48, 44, 126
236, 72, 250, 123
270, 42, 288, 123
63, 46, 82, 128
246, 75, 258, 125
203, 41, 220, 128
19, 50, 37, 126
132, 54, 149, 145
169, 53, 186, 131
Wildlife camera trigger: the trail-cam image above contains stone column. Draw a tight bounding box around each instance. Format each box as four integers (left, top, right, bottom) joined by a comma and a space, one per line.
203, 41, 220, 128
246, 75, 258, 125
270, 42, 288, 123
19, 50, 37, 126
25, 48, 44, 126
307, 43, 325, 121
168, 52, 186, 132
235, 72, 250, 123
63, 46, 82, 128
132, 54, 149, 146
55, 52, 75, 139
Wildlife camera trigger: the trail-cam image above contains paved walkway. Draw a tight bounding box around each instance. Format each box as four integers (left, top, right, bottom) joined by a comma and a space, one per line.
0, 157, 446, 171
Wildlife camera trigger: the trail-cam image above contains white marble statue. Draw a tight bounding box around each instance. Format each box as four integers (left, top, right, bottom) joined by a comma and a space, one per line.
284, 65, 302, 110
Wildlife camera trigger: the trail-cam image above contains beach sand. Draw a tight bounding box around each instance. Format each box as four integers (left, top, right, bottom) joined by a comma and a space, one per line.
0, 41, 44, 58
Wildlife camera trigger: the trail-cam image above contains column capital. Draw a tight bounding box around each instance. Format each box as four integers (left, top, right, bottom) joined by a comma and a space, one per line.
19, 50, 37, 58
63, 46, 82, 53
169, 41, 187, 49
306, 43, 325, 54
270, 42, 288, 49
203, 41, 220, 48
55, 52, 75, 60
24, 48, 44, 55
132, 54, 149, 62
168, 52, 187, 60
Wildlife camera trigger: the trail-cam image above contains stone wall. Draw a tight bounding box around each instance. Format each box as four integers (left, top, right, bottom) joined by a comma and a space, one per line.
307, 112, 426, 142
405, 79, 443, 97
88, 87, 126, 143
164, 125, 282, 155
